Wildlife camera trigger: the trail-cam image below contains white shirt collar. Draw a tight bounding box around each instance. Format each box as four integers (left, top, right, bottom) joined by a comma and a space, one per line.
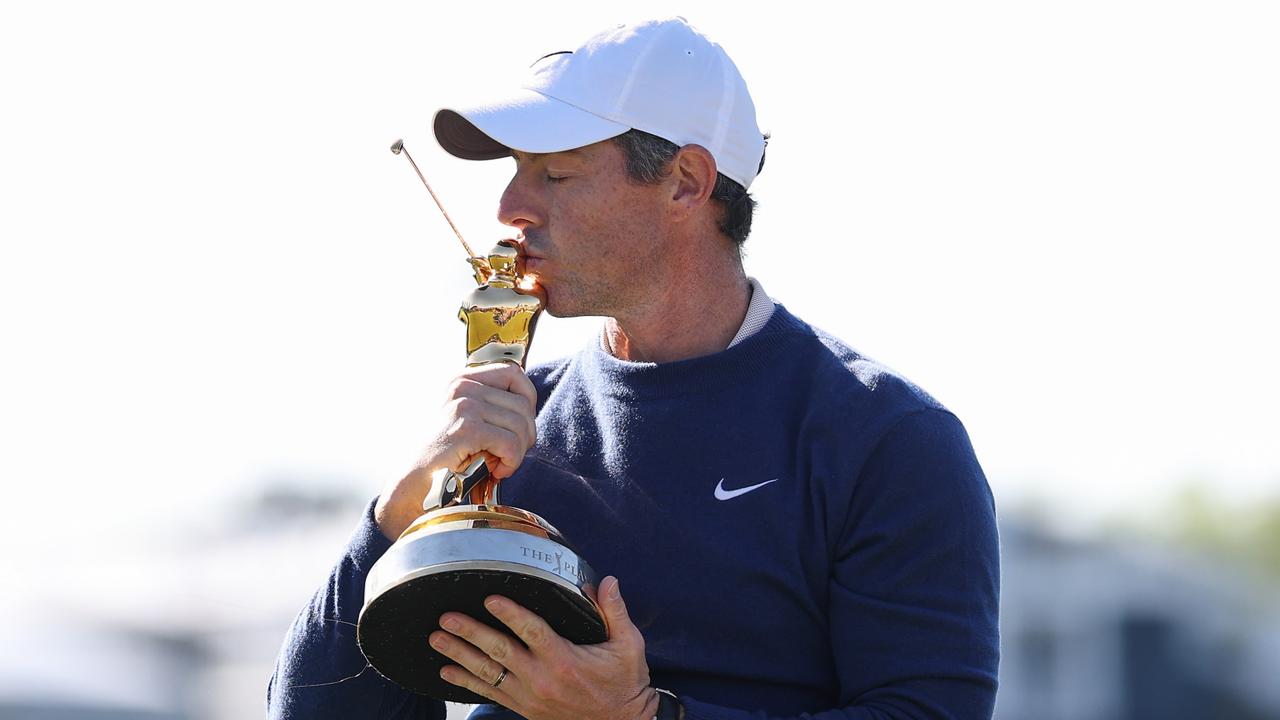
726, 276, 775, 349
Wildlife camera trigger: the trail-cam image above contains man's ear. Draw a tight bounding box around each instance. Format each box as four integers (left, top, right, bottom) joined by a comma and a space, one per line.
668, 144, 717, 215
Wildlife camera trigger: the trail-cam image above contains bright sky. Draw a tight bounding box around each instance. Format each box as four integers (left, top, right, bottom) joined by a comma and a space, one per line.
2, 0, 1278, 572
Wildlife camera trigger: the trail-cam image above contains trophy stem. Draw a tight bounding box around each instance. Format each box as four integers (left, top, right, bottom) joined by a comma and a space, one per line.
468, 474, 501, 506
439, 454, 503, 509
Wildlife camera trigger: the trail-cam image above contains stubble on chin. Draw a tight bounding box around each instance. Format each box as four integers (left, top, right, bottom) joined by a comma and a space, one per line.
540, 278, 611, 320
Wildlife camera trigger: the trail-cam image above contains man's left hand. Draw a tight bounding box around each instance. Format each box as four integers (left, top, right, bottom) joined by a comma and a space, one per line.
431, 575, 658, 720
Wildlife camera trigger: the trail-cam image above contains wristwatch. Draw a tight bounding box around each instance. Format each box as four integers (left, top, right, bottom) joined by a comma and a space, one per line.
653, 688, 685, 720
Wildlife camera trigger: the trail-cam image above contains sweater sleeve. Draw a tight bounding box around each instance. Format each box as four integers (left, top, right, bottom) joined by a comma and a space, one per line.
680, 409, 1001, 720
267, 498, 448, 720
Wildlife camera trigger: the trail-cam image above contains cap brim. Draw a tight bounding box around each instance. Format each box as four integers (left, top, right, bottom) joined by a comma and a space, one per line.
433, 88, 631, 160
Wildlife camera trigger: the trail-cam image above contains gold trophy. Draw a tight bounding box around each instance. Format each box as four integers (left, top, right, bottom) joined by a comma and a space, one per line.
356, 141, 607, 703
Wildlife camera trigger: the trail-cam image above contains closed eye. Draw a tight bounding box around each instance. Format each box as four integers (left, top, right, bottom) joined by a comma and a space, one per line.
546, 175, 569, 184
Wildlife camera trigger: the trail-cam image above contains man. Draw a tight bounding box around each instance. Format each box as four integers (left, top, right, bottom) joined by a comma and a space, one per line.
269, 16, 999, 720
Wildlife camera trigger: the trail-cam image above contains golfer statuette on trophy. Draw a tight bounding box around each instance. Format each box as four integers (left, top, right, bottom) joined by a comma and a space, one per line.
356, 140, 608, 703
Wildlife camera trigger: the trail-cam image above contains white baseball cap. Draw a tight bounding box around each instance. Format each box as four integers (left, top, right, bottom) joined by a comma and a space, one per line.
433, 16, 766, 189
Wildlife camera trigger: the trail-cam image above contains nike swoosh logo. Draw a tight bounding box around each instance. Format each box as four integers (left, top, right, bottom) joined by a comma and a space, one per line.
714, 477, 780, 501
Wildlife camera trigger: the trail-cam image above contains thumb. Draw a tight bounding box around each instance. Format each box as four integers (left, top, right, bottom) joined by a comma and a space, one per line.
600, 576, 636, 640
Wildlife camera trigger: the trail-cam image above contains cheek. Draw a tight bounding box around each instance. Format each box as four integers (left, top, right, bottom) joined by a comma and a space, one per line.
593, 186, 660, 230
548, 183, 663, 249
549, 189, 608, 237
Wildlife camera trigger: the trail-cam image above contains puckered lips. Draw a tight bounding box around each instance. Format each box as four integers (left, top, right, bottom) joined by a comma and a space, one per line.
513, 242, 549, 305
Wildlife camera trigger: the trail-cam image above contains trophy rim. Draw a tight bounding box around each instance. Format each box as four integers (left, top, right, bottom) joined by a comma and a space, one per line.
400, 503, 566, 542
363, 526, 602, 617
361, 556, 596, 617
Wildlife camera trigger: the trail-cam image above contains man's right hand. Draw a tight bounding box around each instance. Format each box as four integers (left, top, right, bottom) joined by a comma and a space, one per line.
374, 363, 538, 541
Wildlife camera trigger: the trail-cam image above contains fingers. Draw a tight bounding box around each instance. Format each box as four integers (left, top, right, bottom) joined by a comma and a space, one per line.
430, 628, 518, 703
459, 363, 538, 415
436, 664, 511, 705
482, 596, 566, 656
436, 593, 653, 718
450, 383, 537, 449
457, 378, 536, 419
433, 363, 539, 479
442, 402, 532, 479
436, 611, 537, 677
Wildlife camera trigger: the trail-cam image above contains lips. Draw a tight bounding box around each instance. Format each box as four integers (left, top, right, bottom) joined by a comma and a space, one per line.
515, 248, 545, 276
512, 249, 549, 303
517, 242, 548, 272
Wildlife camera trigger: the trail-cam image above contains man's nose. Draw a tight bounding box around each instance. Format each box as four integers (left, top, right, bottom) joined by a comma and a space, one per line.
497, 174, 541, 232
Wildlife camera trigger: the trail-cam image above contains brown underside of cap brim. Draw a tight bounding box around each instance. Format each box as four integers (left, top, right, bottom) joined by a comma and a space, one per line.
433, 109, 511, 160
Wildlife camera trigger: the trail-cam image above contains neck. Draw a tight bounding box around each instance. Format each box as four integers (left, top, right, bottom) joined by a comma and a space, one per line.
603, 261, 750, 363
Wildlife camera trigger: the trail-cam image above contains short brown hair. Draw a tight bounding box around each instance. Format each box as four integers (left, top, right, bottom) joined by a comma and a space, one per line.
610, 129, 765, 247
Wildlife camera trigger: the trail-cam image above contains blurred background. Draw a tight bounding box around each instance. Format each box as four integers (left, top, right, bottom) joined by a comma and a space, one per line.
1, 1, 1277, 718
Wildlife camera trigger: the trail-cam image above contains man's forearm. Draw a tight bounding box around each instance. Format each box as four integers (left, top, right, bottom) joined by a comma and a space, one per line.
267, 498, 446, 720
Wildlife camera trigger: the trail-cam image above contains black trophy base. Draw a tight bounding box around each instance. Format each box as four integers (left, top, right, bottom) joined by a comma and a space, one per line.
358, 566, 608, 703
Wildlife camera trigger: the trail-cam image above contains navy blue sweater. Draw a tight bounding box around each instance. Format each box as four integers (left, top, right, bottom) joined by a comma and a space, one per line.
268, 303, 1000, 719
